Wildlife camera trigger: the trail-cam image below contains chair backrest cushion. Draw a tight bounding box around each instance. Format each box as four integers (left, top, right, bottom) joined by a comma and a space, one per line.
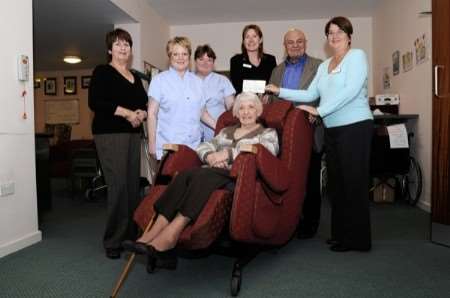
215, 101, 293, 136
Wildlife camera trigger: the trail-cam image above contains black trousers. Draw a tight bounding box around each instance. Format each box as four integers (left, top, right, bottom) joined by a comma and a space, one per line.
299, 149, 323, 232
154, 167, 232, 222
325, 120, 373, 249
94, 133, 141, 250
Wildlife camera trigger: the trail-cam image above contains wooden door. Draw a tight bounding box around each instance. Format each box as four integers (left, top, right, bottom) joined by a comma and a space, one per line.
431, 0, 450, 246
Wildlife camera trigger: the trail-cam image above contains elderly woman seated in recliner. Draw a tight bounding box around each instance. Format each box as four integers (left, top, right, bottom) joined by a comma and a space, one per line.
122, 92, 279, 271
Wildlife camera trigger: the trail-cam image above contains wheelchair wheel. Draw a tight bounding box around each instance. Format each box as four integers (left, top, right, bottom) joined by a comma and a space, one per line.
85, 189, 94, 200
230, 265, 242, 296
402, 157, 422, 206
320, 159, 328, 199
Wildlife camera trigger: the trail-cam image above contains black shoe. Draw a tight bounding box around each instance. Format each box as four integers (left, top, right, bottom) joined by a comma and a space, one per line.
329, 243, 351, 252
146, 246, 178, 273
329, 243, 371, 252
326, 239, 339, 246
121, 240, 152, 255
105, 248, 122, 259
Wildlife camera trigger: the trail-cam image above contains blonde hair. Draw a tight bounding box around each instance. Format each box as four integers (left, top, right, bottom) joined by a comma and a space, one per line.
166, 36, 192, 57
232, 92, 263, 118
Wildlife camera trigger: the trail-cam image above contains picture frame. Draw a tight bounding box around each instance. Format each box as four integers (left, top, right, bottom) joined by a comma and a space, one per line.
402, 51, 413, 73
64, 76, 77, 95
392, 50, 400, 76
44, 78, 57, 95
143, 61, 153, 81
151, 67, 160, 79
414, 34, 428, 65
81, 76, 91, 89
382, 67, 391, 90
34, 78, 41, 89
45, 99, 80, 124
144, 61, 161, 82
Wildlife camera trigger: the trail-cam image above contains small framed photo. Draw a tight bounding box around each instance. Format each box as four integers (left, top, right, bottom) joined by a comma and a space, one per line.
81, 76, 91, 89
144, 61, 152, 79
64, 76, 77, 95
34, 78, 41, 89
44, 78, 57, 95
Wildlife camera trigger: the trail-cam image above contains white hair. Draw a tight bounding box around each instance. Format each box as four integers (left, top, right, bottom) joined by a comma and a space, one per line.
232, 92, 263, 118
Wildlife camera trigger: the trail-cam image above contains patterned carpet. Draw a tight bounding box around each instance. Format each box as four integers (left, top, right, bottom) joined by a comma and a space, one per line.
0, 179, 449, 298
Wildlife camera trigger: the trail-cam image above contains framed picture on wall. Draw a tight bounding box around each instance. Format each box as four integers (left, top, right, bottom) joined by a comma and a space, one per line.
34, 78, 41, 89
402, 51, 413, 72
81, 76, 91, 89
44, 78, 57, 95
392, 50, 400, 76
143, 61, 153, 82
64, 76, 77, 95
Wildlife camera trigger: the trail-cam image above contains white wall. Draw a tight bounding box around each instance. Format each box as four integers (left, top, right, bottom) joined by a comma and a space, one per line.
111, 0, 170, 71
373, 0, 432, 210
171, 17, 373, 95
0, 0, 41, 258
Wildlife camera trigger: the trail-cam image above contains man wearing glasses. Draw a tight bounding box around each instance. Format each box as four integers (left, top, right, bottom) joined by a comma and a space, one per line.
269, 28, 323, 239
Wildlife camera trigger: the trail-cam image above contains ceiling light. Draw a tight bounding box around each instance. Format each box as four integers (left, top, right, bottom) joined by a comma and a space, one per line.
63, 56, 82, 64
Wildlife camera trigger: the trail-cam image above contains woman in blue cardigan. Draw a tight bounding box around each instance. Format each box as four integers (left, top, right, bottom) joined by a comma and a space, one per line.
266, 16, 373, 252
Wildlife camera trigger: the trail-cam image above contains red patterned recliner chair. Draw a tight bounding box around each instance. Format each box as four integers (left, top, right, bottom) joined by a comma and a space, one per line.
133, 100, 312, 296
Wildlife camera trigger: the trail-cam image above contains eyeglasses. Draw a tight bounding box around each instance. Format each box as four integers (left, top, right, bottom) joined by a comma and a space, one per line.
327, 30, 346, 37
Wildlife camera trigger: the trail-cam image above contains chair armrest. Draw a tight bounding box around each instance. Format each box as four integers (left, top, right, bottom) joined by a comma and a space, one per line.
255, 144, 291, 193
160, 144, 202, 176
239, 143, 258, 154
239, 144, 291, 193
163, 143, 179, 152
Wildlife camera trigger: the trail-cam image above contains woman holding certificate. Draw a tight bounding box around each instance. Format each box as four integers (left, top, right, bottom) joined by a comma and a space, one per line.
230, 24, 276, 99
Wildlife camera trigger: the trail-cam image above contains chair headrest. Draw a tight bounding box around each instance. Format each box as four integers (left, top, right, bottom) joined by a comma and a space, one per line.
260, 100, 294, 132
215, 100, 294, 134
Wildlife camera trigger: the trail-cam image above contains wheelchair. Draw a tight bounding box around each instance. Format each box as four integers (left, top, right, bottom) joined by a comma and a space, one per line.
370, 127, 422, 205
319, 129, 422, 205
111, 100, 313, 297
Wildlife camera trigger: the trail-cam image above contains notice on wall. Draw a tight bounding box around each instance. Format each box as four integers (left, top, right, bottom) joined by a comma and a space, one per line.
45, 99, 80, 124
386, 124, 409, 148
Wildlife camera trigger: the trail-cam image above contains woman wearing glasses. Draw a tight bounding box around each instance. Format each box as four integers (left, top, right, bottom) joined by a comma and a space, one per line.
266, 16, 373, 253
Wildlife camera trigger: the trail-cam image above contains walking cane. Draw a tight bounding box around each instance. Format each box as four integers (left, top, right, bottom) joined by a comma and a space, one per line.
110, 213, 156, 298
110, 123, 166, 298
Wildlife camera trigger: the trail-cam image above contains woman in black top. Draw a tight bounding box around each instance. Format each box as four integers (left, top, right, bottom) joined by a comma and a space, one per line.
88, 28, 148, 259
230, 24, 276, 101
